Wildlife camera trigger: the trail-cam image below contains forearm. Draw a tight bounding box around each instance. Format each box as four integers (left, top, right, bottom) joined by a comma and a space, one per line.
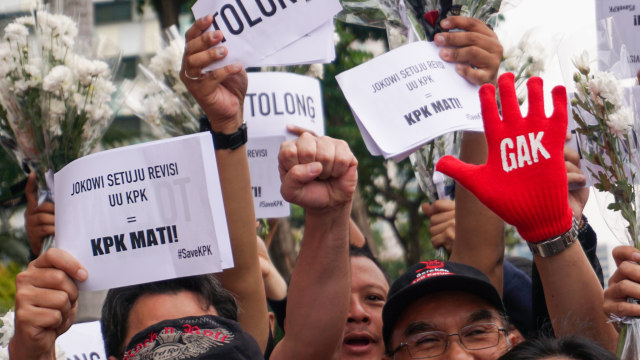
450, 132, 505, 294
275, 205, 351, 359
534, 243, 618, 351
9, 337, 55, 360
264, 263, 288, 301
214, 113, 269, 350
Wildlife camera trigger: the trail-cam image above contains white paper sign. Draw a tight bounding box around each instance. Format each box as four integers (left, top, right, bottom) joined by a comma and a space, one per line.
55, 133, 232, 291
336, 41, 483, 161
258, 20, 336, 67
56, 321, 106, 360
191, 0, 342, 71
247, 136, 290, 218
595, 0, 640, 77
245, 72, 325, 139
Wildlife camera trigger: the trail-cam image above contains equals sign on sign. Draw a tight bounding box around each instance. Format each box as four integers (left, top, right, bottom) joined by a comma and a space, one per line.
127, 216, 136, 223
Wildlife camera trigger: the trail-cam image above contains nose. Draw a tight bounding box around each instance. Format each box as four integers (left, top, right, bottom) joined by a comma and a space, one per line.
442, 337, 474, 360
347, 296, 370, 324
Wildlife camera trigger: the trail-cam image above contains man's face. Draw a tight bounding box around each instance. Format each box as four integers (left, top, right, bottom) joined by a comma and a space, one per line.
339, 256, 390, 360
122, 291, 218, 351
390, 291, 515, 360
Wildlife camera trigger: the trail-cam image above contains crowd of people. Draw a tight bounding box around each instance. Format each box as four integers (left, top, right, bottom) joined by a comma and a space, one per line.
6, 13, 640, 360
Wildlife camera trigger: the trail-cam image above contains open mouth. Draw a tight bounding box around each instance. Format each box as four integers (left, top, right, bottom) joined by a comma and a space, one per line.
344, 337, 372, 347
343, 333, 377, 354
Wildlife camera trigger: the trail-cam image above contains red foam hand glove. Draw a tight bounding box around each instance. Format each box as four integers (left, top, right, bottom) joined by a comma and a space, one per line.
436, 73, 573, 242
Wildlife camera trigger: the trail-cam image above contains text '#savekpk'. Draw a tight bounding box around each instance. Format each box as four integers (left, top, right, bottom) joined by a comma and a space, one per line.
70, 162, 179, 197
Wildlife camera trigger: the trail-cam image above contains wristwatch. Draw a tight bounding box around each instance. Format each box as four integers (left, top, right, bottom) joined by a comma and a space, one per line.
199, 116, 248, 150
527, 216, 579, 257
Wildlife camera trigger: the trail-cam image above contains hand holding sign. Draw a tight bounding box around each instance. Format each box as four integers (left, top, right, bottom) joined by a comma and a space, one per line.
278, 134, 358, 215
434, 16, 503, 86
181, 17, 247, 133
10, 249, 87, 359
437, 73, 573, 242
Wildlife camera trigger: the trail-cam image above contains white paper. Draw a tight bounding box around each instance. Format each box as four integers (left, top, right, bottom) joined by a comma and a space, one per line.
245, 72, 325, 139
257, 20, 336, 67
336, 41, 483, 161
55, 133, 232, 291
191, 0, 342, 71
247, 136, 290, 218
595, 0, 640, 77
56, 321, 107, 360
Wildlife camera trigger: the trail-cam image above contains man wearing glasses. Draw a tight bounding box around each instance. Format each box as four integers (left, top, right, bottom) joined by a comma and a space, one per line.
382, 260, 517, 359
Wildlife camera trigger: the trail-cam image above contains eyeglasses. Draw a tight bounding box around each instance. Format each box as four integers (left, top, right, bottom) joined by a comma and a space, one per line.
392, 323, 507, 359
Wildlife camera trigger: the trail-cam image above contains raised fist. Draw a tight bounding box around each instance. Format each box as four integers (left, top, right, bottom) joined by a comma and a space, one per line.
278, 133, 358, 214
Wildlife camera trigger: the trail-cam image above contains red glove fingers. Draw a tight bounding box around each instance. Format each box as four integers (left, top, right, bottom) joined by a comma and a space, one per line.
437, 73, 572, 242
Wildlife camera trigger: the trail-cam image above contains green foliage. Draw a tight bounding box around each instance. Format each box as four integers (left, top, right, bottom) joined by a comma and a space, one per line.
0, 261, 23, 313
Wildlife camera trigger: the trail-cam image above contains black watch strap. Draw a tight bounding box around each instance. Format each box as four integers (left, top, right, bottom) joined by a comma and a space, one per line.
199, 116, 248, 150
212, 123, 248, 150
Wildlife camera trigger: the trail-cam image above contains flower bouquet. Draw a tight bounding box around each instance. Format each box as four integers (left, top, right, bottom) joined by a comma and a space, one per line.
569, 51, 640, 359
124, 26, 204, 138
0, 10, 122, 252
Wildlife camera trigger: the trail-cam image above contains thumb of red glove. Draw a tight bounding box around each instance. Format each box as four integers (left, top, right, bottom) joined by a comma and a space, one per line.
436, 73, 572, 243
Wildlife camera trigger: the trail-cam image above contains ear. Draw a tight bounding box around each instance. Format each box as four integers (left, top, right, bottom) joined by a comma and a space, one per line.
109, 356, 120, 360
506, 330, 522, 350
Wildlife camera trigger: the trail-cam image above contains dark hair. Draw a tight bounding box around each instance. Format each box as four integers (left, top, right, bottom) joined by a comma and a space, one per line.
100, 274, 238, 358
499, 336, 617, 360
349, 244, 390, 285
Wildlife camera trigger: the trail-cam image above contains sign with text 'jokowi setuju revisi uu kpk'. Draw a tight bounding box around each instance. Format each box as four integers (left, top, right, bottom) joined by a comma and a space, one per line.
336, 41, 483, 161
54, 133, 232, 291
191, 0, 342, 71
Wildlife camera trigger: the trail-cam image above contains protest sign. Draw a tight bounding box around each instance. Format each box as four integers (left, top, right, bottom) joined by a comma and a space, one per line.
247, 136, 289, 218
245, 72, 325, 139
191, 0, 342, 71
258, 20, 336, 67
595, 0, 640, 77
55, 133, 232, 291
56, 321, 106, 360
336, 41, 483, 161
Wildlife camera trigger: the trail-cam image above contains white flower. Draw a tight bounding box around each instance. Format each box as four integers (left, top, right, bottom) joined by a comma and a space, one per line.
14, 15, 35, 27
0, 44, 15, 77
0, 310, 14, 347
43, 65, 74, 94
501, 46, 522, 72
4, 23, 29, 48
306, 63, 324, 79
588, 71, 622, 108
149, 38, 184, 78
75, 57, 110, 86
13, 79, 30, 93
162, 95, 183, 116
49, 99, 66, 117
523, 43, 545, 76
333, 31, 341, 46
572, 50, 590, 74
607, 107, 633, 136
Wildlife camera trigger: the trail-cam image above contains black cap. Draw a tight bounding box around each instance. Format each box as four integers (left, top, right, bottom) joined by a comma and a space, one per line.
123, 315, 263, 360
382, 260, 505, 350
